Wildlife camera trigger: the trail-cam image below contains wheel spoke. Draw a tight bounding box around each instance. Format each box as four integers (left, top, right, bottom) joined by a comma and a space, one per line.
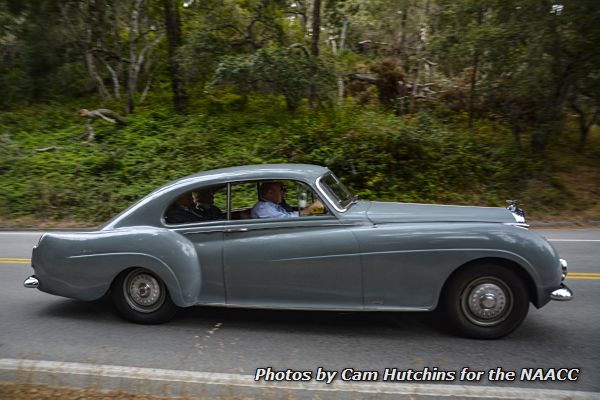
461, 277, 513, 327
123, 270, 166, 313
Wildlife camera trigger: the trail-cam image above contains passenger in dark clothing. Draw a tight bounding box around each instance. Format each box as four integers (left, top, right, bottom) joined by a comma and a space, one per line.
192, 190, 224, 220
165, 189, 224, 224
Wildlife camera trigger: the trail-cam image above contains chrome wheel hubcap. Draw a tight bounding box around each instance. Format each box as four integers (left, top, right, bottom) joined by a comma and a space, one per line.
461, 278, 512, 327
124, 270, 165, 313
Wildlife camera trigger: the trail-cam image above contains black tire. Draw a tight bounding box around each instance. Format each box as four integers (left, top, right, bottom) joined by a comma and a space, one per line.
439, 264, 529, 339
112, 268, 178, 324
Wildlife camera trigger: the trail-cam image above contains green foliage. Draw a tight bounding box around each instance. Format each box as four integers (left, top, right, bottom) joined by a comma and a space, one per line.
1, 0, 599, 224
212, 47, 335, 112
3, 99, 578, 224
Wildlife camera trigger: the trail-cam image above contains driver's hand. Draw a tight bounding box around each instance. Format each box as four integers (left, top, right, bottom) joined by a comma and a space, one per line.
308, 200, 324, 215
300, 200, 323, 216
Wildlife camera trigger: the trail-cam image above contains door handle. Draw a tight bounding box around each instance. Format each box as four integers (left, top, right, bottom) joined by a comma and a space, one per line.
184, 229, 225, 235
225, 228, 249, 233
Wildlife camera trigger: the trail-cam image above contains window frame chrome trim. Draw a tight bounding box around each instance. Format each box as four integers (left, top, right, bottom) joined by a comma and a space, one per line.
316, 174, 351, 213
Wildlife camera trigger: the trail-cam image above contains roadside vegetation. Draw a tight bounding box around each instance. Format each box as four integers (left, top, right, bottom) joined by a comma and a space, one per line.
1, 99, 598, 226
0, 0, 598, 226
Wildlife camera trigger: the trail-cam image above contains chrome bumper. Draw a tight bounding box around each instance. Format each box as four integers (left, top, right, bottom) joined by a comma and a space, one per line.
551, 283, 573, 301
551, 258, 573, 301
24, 275, 39, 288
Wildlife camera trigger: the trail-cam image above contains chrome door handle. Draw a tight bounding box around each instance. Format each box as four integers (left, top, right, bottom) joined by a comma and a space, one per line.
225, 228, 249, 233
184, 229, 225, 235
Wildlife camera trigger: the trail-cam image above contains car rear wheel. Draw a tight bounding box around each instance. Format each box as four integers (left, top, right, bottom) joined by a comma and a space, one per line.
440, 264, 529, 339
112, 268, 177, 324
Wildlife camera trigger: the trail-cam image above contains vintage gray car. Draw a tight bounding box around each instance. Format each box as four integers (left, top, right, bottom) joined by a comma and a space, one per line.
24, 164, 573, 339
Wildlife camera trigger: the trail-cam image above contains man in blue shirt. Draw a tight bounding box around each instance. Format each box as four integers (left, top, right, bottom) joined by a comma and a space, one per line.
251, 181, 324, 218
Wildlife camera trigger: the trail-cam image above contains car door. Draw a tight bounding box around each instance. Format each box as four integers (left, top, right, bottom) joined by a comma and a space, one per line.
164, 185, 228, 304
222, 180, 363, 309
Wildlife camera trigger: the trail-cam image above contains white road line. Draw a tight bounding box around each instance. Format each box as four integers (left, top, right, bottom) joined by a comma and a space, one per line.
0, 232, 45, 235
0, 359, 598, 400
548, 239, 600, 242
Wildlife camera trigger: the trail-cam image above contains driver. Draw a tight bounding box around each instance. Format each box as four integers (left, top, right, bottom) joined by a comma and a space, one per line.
251, 181, 323, 218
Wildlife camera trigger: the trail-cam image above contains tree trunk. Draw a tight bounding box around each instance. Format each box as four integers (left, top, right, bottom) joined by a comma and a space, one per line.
468, 8, 484, 129
308, 0, 321, 108
102, 60, 121, 101
399, 7, 408, 69
126, 0, 142, 114
337, 19, 348, 103
571, 102, 597, 152
468, 50, 479, 128
511, 125, 522, 150
109, 0, 123, 101
85, 50, 110, 102
163, 0, 187, 112
311, 0, 321, 58
410, 26, 425, 113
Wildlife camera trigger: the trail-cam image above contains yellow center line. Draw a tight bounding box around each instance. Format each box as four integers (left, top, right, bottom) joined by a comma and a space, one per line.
568, 273, 600, 280
569, 277, 600, 280
569, 272, 600, 276
0, 262, 31, 264
0, 258, 31, 265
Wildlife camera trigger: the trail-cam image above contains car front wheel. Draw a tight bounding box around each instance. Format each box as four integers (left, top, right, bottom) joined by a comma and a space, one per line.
112, 268, 178, 324
440, 264, 529, 339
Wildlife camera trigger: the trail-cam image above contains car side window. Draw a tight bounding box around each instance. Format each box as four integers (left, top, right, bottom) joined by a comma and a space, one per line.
295, 181, 328, 217
164, 184, 227, 225
232, 179, 329, 220
229, 181, 256, 220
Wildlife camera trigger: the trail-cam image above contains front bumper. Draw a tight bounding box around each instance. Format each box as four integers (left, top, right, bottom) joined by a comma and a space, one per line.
550, 258, 573, 301
24, 275, 39, 288
551, 283, 573, 301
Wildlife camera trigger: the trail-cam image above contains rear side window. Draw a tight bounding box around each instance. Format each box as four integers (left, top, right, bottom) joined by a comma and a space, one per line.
164, 185, 227, 225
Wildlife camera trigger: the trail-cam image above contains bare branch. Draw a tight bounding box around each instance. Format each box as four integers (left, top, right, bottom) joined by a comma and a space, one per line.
290, 43, 310, 58
33, 146, 60, 153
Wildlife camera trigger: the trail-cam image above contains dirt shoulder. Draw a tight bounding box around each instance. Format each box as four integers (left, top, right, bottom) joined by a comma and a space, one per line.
0, 383, 202, 400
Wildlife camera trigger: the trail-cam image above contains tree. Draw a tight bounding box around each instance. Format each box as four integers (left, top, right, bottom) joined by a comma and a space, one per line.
163, 0, 187, 112
212, 47, 328, 112
570, 73, 600, 152
308, 0, 322, 107
124, 0, 163, 114
178, 0, 290, 83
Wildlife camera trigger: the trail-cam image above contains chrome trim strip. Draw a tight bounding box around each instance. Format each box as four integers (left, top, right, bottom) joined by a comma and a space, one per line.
504, 222, 530, 229
560, 258, 568, 280
196, 302, 429, 312
184, 229, 226, 234
315, 175, 348, 213
226, 182, 232, 221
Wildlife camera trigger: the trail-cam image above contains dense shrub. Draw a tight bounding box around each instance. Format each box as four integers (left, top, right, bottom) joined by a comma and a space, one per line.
0, 98, 592, 224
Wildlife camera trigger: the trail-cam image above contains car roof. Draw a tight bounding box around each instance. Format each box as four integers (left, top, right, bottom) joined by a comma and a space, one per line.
178, 163, 329, 183
102, 163, 330, 229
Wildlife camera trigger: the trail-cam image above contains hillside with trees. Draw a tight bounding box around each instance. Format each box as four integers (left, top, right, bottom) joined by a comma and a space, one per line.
0, 0, 598, 226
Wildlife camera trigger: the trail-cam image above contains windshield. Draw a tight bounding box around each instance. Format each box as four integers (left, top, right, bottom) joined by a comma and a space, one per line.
318, 172, 355, 211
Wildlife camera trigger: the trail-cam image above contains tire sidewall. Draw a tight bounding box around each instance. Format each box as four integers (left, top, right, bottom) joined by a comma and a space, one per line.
112, 268, 178, 324
441, 264, 529, 339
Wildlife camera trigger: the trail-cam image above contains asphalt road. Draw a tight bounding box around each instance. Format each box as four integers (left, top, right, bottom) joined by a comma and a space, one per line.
1, 229, 599, 396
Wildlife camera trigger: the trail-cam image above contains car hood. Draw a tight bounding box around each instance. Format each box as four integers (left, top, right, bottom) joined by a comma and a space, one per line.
364, 201, 516, 224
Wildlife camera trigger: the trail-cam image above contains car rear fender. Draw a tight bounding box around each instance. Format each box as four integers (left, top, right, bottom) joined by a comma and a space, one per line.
32, 228, 201, 307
